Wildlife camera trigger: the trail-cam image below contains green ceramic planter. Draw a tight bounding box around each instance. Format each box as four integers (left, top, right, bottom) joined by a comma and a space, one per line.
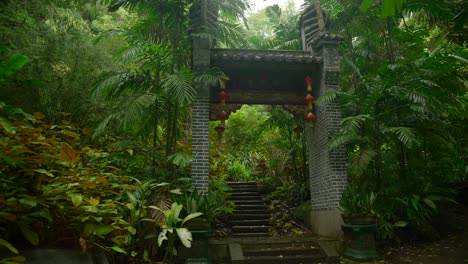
342, 224, 378, 262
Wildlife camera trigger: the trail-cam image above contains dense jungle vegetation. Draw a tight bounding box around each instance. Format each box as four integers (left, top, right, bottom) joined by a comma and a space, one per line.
0, 0, 466, 263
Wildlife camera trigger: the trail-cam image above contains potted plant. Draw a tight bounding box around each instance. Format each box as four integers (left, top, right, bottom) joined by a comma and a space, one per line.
340, 185, 378, 224
339, 185, 378, 262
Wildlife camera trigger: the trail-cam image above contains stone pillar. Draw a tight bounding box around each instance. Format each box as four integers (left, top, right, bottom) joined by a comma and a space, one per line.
191, 37, 211, 192
308, 40, 347, 238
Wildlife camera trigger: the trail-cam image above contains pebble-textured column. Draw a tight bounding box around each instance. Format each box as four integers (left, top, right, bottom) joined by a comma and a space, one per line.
191, 94, 210, 192
191, 36, 211, 193
308, 44, 347, 210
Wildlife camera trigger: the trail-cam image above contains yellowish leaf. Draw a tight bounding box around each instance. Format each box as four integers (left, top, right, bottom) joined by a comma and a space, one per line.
33, 112, 45, 119
60, 142, 80, 163
63, 130, 80, 139
80, 181, 97, 188
2, 213, 17, 221
89, 197, 100, 206
82, 127, 92, 135
98, 177, 109, 185
12, 255, 26, 262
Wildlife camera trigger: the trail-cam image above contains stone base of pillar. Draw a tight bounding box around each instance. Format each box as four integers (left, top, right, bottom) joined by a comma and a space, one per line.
310, 208, 344, 238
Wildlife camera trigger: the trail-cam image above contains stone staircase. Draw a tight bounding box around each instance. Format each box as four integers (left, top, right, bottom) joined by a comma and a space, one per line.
220, 182, 340, 263
227, 182, 271, 238
227, 238, 340, 264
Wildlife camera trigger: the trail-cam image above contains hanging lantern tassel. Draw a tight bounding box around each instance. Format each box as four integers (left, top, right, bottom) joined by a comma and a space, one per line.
304, 94, 316, 110
305, 76, 313, 93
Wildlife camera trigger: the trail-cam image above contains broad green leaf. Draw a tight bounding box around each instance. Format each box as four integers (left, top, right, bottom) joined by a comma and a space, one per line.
360, 0, 374, 12
381, 0, 405, 17
83, 223, 94, 237
0, 238, 19, 254
127, 226, 137, 235
19, 198, 37, 207
176, 228, 192, 248
94, 225, 114, 235
18, 222, 39, 246
110, 246, 127, 254
0, 116, 16, 134
157, 229, 168, 246
34, 169, 54, 177
69, 193, 83, 206
141, 218, 157, 223
4, 54, 29, 77
182, 212, 203, 226
168, 203, 183, 220
394, 221, 408, 227
84, 206, 98, 213
381, 0, 395, 17
423, 198, 437, 209
410, 198, 419, 211
29, 210, 52, 222
170, 188, 182, 195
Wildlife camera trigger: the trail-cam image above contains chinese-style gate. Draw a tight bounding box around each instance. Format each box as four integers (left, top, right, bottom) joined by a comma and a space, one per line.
191, 0, 347, 237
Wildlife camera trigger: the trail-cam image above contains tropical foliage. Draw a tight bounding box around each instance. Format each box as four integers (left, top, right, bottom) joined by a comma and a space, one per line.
317, 0, 467, 239
0, 0, 466, 262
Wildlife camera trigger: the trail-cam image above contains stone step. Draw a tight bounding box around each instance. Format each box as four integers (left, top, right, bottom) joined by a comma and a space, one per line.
229, 195, 263, 201
243, 254, 327, 264
234, 209, 268, 215
232, 225, 270, 233
234, 206, 268, 215
231, 188, 259, 193
229, 184, 258, 189
235, 204, 267, 210
232, 232, 270, 238
231, 219, 270, 226
243, 247, 321, 257
231, 214, 270, 220
227, 181, 257, 186
232, 200, 265, 205
230, 191, 258, 196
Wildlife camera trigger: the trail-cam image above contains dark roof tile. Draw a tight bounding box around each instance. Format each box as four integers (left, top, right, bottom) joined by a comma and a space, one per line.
211, 49, 322, 64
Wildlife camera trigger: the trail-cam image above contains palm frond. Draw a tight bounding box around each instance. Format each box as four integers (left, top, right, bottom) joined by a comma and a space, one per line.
162, 68, 195, 106
93, 93, 156, 137
341, 114, 370, 135
315, 91, 337, 105
383, 126, 419, 149
215, 20, 249, 48
349, 148, 376, 177
194, 67, 229, 87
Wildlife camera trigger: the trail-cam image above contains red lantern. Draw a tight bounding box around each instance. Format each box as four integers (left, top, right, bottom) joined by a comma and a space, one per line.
218, 91, 229, 99
304, 94, 316, 103
305, 112, 316, 122
217, 110, 229, 121
215, 125, 225, 133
